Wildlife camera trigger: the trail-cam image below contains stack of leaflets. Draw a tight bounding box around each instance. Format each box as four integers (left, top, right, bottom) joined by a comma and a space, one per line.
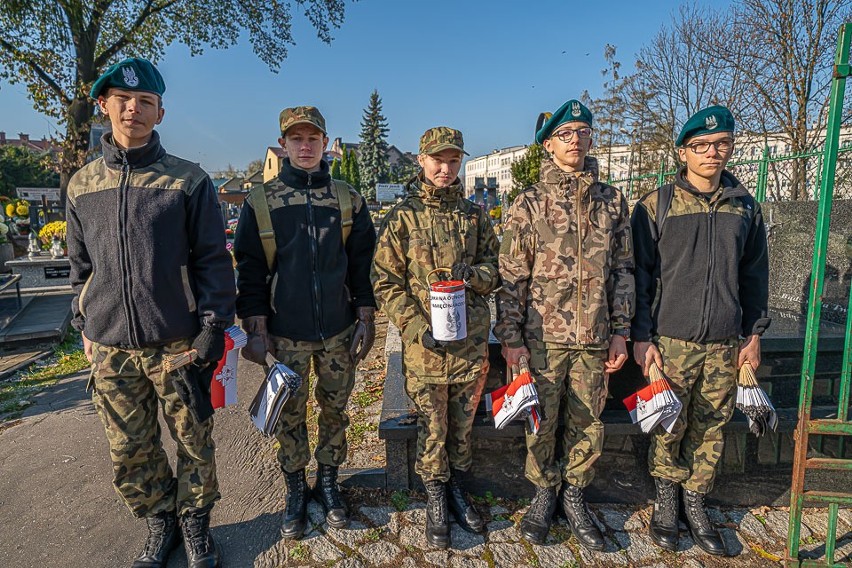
210, 325, 248, 409
248, 354, 303, 436
623, 363, 682, 434
485, 357, 542, 434
736, 362, 778, 436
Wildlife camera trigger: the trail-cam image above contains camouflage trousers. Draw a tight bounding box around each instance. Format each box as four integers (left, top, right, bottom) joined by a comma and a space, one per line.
271, 327, 356, 474
405, 369, 487, 483
649, 336, 739, 494
90, 339, 219, 518
526, 345, 608, 489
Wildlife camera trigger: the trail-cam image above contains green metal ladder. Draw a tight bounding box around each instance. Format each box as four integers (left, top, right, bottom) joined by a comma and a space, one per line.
786, 23, 852, 568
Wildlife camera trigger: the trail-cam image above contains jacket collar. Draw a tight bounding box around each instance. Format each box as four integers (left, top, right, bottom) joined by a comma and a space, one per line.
277, 157, 331, 189
539, 155, 600, 196
407, 172, 464, 205
674, 167, 749, 201
101, 130, 166, 170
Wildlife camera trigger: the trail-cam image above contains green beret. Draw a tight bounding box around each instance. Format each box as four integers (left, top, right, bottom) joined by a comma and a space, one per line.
90, 58, 165, 99
535, 99, 593, 144
676, 105, 735, 146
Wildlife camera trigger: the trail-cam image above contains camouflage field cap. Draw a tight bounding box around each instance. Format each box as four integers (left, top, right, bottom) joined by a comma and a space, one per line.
676, 105, 735, 146
419, 127, 469, 156
90, 57, 165, 99
279, 106, 327, 136
535, 99, 593, 144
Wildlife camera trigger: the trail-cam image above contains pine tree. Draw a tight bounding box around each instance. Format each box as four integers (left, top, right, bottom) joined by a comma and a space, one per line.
331, 158, 341, 180
358, 90, 390, 201
340, 145, 351, 184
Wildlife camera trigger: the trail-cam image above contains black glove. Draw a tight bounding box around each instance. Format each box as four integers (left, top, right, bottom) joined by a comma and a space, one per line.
172, 364, 215, 423
242, 316, 273, 366
421, 330, 443, 350
350, 307, 376, 364
192, 325, 226, 365
451, 262, 476, 282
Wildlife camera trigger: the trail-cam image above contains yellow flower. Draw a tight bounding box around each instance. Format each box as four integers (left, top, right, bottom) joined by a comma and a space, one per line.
16, 204, 29, 217
4, 204, 14, 217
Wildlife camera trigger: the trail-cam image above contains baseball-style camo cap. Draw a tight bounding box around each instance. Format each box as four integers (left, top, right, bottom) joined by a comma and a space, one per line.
419, 126, 469, 156
279, 106, 327, 136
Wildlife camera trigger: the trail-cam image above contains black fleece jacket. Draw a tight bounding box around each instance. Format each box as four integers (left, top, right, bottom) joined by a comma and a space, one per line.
631, 168, 770, 343
234, 158, 377, 341
66, 131, 235, 348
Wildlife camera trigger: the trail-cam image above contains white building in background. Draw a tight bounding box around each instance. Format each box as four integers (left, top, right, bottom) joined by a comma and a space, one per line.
463, 145, 529, 207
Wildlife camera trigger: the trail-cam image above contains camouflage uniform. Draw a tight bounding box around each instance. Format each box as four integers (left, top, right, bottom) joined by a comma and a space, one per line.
90, 339, 219, 517
649, 337, 738, 493
372, 173, 500, 483
632, 168, 770, 494
270, 327, 356, 472
66, 131, 235, 518
494, 156, 634, 489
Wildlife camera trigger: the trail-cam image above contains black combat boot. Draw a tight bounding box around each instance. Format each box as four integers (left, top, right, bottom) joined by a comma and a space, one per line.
424, 480, 450, 549
682, 489, 726, 556
649, 477, 679, 551
561, 483, 605, 551
282, 469, 309, 540
314, 464, 349, 529
180, 504, 220, 568
132, 510, 181, 568
446, 469, 485, 534
519, 485, 558, 545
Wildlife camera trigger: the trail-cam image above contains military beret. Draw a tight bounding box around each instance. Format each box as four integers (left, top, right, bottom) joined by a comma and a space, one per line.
535, 99, 593, 144
419, 126, 469, 156
676, 105, 735, 146
279, 106, 327, 135
90, 58, 165, 99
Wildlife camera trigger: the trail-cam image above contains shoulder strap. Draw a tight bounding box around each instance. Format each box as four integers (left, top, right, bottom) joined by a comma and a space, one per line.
655, 184, 674, 242
248, 185, 276, 271
332, 180, 354, 245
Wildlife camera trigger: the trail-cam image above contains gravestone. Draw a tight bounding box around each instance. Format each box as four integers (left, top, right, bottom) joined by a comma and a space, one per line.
763, 200, 851, 324
6, 254, 71, 289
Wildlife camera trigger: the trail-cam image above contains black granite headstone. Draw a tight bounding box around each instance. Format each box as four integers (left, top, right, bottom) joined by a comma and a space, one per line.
763, 200, 851, 325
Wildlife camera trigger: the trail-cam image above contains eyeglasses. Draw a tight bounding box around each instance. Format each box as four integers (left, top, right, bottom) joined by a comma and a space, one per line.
551, 127, 593, 142
685, 139, 734, 154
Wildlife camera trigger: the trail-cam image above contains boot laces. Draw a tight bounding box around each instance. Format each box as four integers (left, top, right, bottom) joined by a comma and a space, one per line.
528, 487, 553, 518
426, 482, 447, 520
183, 512, 212, 556
141, 514, 169, 557
320, 471, 344, 509
285, 473, 306, 516
687, 492, 712, 530
564, 487, 593, 527
655, 483, 678, 525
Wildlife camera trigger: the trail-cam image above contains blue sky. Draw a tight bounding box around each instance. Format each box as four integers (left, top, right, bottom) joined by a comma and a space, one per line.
0, 0, 731, 172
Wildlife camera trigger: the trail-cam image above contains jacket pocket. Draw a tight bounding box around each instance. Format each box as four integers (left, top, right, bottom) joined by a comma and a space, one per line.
79, 273, 94, 317
180, 265, 197, 313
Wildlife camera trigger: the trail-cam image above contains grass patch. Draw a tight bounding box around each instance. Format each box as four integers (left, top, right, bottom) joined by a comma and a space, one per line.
289, 541, 308, 561
352, 390, 381, 408
1, 331, 89, 418
364, 527, 383, 542
390, 490, 410, 512
753, 513, 768, 526
348, 420, 377, 445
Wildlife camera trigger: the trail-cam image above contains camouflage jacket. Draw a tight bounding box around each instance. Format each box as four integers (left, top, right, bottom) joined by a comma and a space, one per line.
494, 157, 634, 349
371, 174, 500, 384
66, 131, 235, 348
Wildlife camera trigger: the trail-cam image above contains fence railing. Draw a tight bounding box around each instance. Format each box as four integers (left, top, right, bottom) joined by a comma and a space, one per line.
605, 144, 852, 202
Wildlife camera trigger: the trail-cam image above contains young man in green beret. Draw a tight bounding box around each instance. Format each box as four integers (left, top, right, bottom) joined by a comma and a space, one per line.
66, 58, 235, 568
372, 127, 500, 548
495, 100, 634, 549
631, 105, 769, 556
234, 106, 377, 540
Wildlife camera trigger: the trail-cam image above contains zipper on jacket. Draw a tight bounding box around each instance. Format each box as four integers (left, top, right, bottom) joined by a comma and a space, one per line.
699, 200, 721, 341
116, 151, 140, 347
304, 174, 325, 340
575, 181, 584, 343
